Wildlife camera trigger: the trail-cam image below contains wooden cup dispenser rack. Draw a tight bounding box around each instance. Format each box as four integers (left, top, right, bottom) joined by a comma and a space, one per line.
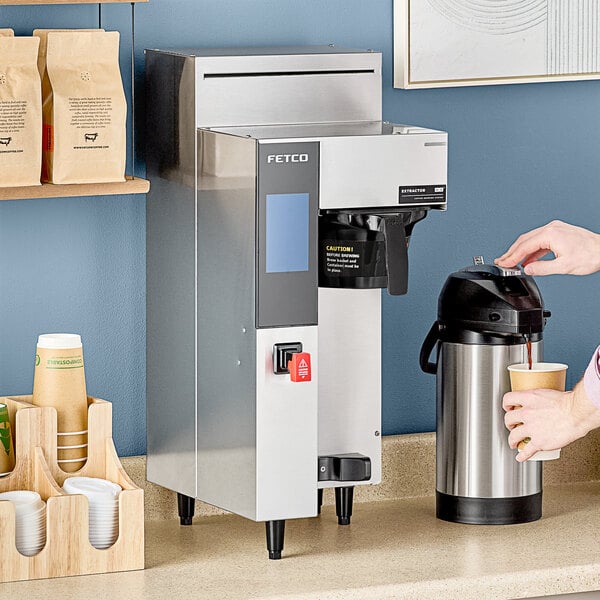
0, 396, 144, 583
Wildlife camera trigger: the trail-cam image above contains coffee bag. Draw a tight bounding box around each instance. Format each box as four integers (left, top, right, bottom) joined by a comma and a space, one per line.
0, 36, 42, 187
33, 29, 104, 78
43, 31, 126, 184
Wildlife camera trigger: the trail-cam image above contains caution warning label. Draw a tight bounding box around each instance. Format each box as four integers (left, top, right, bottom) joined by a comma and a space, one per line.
322, 240, 381, 278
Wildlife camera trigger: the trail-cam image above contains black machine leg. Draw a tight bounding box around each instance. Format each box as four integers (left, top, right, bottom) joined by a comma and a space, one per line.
317, 488, 323, 515
335, 486, 354, 525
265, 520, 285, 560
177, 492, 195, 526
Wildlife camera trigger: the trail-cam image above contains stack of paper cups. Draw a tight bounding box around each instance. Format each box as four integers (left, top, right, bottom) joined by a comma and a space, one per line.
32, 334, 88, 472
0, 403, 15, 476
0, 490, 47, 556
63, 477, 121, 549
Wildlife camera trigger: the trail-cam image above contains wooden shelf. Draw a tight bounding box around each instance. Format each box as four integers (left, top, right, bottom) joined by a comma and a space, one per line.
0, 176, 150, 201
3, 0, 148, 199
0, 0, 148, 4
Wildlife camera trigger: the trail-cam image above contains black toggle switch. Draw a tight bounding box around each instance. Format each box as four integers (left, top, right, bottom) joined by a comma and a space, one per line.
273, 342, 303, 374
318, 453, 371, 482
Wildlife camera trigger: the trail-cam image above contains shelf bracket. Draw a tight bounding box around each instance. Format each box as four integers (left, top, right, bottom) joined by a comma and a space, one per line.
130, 1, 136, 179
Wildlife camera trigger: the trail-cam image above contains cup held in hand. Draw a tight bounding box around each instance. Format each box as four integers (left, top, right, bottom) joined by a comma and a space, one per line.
508, 362, 568, 392
507, 362, 568, 461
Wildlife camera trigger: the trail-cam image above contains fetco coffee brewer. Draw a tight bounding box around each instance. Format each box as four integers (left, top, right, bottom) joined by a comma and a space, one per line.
145, 46, 447, 558
420, 259, 551, 524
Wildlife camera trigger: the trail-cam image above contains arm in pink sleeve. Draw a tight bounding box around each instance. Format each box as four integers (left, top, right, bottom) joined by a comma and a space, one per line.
583, 346, 600, 409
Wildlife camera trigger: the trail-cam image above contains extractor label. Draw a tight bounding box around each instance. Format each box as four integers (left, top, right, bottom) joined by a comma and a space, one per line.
399, 184, 446, 205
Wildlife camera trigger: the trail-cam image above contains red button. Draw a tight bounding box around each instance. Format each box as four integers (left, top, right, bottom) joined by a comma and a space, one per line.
288, 352, 311, 382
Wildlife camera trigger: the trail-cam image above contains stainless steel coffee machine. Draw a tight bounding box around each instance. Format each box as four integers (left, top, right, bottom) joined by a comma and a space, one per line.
145, 46, 448, 558
420, 259, 551, 524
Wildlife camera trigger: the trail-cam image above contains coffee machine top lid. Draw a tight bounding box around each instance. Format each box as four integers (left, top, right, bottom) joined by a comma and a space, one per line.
436, 258, 549, 338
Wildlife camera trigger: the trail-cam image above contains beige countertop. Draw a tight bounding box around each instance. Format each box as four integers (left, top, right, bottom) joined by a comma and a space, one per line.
0, 480, 599, 599
2, 431, 600, 598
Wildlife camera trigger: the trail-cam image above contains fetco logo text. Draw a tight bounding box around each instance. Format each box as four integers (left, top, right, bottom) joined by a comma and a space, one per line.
267, 153, 309, 164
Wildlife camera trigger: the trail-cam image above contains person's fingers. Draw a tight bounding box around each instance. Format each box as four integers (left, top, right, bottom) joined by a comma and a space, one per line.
523, 256, 567, 276
508, 425, 531, 450
515, 439, 540, 462
504, 409, 523, 431
521, 249, 551, 267
503, 391, 526, 412
508, 427, 540, 461
497, 236, 553, 268
496, 222, 557, 266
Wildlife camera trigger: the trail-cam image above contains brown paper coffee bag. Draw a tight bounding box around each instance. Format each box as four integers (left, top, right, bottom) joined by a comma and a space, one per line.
0, 36, 42, 187
0, 29, 14, 37
43, 31, 126, 184
33, 29, 104, 78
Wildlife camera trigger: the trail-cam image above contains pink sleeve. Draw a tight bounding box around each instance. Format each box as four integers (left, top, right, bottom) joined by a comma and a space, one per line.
583, 346, 600, 410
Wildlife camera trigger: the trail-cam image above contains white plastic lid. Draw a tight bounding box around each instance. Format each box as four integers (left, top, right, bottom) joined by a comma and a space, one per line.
37, 333, 82, 349
63, 476, 121, 498
0, 490, 41, 505
0, 491, 44, 515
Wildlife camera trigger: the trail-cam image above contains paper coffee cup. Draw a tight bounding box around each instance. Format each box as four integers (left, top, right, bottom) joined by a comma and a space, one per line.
32, 334, 88, 472
508, 362, 568, 461
0, 404, 15, 475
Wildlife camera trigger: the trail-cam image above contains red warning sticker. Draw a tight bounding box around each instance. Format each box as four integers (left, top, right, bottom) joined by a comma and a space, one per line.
289, 352, 311, 382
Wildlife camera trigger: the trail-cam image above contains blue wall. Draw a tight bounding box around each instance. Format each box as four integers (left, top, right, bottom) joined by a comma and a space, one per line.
1, 1, 599, 456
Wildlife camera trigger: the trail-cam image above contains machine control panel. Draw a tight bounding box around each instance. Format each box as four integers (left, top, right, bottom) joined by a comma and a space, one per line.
257, 142, 319, 329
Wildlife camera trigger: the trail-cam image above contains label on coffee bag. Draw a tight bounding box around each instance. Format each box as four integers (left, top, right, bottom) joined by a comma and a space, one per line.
0, 100, 27, 136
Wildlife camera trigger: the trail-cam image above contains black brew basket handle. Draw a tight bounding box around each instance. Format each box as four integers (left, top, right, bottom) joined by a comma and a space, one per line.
419, 321, 440, 375
382, 216, 408, 296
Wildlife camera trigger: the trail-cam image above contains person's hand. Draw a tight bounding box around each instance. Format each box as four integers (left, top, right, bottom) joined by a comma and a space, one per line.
503, 381, 600, 462
495, 220, 600, 276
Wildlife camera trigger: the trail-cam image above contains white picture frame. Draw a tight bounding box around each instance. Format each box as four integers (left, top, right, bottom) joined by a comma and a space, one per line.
394, 0, 600, 89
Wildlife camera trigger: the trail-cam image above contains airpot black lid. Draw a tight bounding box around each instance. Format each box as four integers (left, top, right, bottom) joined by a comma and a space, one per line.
437, 262, 548, 337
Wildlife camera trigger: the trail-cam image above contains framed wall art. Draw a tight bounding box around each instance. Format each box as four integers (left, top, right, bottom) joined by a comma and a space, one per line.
394, 0, 600, 88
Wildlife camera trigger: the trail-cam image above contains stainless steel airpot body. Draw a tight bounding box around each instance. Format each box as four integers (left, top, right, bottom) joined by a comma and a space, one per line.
420, 258, 551, 524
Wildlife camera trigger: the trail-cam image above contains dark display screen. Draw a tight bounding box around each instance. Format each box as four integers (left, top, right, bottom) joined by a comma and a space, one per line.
265, 193, 310, 273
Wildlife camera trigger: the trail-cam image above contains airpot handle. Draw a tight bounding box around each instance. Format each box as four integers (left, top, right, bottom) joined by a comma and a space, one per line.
420, 321, 440, 375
